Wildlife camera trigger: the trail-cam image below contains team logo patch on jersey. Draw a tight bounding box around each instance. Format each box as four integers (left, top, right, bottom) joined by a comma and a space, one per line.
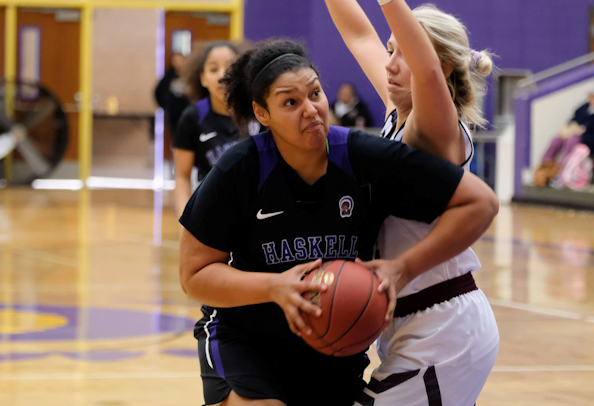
339, 196, 354, 218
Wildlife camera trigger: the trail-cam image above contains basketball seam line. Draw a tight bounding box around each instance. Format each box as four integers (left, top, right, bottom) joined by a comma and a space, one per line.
327, 271, 375, 354
338, 310, 387, 354
318, 260, 347, 340
319, 265, 376, 354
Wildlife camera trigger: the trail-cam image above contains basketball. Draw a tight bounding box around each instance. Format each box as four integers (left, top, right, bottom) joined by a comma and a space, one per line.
301, 260, 389, 356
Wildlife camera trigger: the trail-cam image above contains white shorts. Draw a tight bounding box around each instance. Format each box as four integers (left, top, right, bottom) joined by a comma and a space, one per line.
356, 289, 499, 406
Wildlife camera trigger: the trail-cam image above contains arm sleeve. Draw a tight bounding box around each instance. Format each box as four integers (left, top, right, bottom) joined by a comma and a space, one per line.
179, 166, 241, 253
174, 106, 201, 152
348, 130, 464, 224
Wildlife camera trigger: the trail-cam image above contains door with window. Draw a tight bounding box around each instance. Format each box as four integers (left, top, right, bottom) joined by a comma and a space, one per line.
162, 12, 230, 160
16, 9, 80, 161
165, 11, 231, 68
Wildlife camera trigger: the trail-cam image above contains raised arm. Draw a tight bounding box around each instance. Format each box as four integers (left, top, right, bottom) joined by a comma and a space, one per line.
325, 0, 392, 109
381, 0, 461, 162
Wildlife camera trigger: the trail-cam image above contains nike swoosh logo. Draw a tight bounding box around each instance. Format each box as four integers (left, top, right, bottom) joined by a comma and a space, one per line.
199, 132, 217, 142
256, 209, 284, 220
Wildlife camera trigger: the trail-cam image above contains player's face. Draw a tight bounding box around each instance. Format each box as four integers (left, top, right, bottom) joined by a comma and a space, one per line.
255, 68, 329, 153
385, 35, 412, 107
171, 53, 186, 73
201, 46, 237, 104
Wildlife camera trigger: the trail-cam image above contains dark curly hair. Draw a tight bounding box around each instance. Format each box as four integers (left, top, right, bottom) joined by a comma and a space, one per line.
182, 41, 240, 101
221, 38, 320, 131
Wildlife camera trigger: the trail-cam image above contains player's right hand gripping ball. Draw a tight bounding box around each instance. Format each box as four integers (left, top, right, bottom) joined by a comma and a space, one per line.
301, 260, 389, 356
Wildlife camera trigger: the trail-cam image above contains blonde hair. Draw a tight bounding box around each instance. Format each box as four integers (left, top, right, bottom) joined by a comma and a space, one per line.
413, 4, 494, 128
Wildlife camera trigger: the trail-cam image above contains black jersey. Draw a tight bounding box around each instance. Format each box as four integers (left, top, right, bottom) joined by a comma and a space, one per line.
174, 97, 262, 179
180, 126, 463, 340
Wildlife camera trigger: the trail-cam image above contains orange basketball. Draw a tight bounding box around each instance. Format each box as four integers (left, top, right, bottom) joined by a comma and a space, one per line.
301, 260, 389, 356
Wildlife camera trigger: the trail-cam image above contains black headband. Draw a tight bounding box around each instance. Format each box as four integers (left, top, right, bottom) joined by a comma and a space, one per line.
251, 53, 303, 88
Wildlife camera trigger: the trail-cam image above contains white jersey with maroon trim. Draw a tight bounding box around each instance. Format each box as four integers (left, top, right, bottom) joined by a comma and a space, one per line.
361, 111, 499, 406
378, 111, 481, 298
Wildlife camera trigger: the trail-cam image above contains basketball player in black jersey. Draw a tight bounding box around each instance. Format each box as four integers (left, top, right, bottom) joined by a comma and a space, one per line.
173, 41, 262, 217
178, 39, 498, 406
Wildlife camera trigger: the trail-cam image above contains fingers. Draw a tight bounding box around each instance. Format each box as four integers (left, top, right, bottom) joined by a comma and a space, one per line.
300, 300, 322, 319
297, 258, 322, 280
287, 311, 310, 337
303, 281, 327, 294
355, 257, 379, 271
378, 278, 389, 293
304, 258, 322, 272
285, 293, 320, 337
385, 283, 397, 322
296, 260, 327, 292
284, 309, 302, 337
377, 276, 396, 322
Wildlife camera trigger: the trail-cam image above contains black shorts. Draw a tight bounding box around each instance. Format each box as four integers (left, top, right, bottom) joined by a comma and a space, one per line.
196, 308, 369, 406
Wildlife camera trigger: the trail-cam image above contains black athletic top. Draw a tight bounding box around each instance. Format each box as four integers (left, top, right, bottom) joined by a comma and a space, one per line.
154, 66, 190, 132
174, 97, 262, 179
180, 126, 464, 340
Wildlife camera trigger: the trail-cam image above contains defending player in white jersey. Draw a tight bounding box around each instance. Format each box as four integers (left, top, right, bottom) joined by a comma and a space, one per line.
324, 0, 499, 404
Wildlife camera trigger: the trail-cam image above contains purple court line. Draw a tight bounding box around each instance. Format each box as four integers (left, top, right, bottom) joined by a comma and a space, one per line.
0, 349, 195, 363
0, 305, 196, 341
480, 235, 594, 256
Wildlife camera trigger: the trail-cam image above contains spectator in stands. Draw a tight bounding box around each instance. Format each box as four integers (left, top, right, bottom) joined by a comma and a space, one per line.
570, 89, 594, 153
155, 52, 191, 134
329, 83, 373, 128
534, 91, 594, 188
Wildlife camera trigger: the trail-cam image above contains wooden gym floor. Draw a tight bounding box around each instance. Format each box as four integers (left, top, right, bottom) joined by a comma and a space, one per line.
0, 188, 593, 405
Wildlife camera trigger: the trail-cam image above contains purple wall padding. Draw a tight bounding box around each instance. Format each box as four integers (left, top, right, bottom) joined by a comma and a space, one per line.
245, 0, 594, 127
244, 0, 312, 45
514, 63, 594, 196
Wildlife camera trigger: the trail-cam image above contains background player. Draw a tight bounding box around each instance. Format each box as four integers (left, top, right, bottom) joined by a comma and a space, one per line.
155, 52, 190, 136
173, 41, 261, 217
325, 0, 498, 404
178, 38, 498, 406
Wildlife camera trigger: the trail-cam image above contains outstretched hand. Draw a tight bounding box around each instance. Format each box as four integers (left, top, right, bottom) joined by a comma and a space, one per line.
355, 257, 408, 322
270, 258, 327, 337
